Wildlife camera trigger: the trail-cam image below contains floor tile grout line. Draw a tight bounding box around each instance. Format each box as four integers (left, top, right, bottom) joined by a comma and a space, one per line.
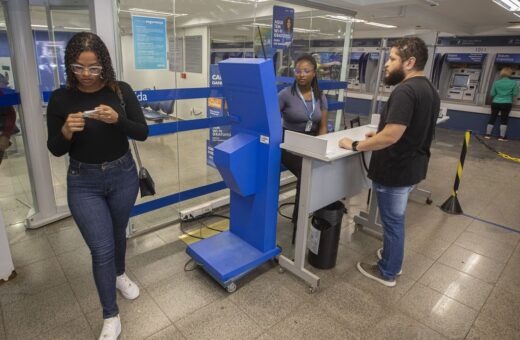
451, 239, 512, 266
396, 281, 461, 339
227, 282, 307, 333
143, 323, 185, 340
143, 272, 225, 338
51, 241, 97, 339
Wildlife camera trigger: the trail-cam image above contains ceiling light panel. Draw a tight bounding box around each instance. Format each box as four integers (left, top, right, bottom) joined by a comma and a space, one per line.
492, 0, 520, 11
121, 8, 187, 17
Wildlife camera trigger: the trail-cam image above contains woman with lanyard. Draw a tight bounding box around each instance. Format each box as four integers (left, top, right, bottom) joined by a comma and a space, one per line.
278, 54, 328, 242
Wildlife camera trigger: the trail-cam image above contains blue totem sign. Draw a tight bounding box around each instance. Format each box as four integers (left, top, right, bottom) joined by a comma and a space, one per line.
186, 58, 282, 292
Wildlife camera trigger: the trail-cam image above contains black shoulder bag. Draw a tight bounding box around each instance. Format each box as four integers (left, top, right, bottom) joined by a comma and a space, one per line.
131, 139, 156, 197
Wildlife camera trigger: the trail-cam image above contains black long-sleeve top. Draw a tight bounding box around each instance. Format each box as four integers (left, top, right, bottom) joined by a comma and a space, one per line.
47, 81, 148, 164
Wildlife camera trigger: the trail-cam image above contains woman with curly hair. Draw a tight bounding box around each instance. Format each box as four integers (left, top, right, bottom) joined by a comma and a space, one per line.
47, 32, 148, 340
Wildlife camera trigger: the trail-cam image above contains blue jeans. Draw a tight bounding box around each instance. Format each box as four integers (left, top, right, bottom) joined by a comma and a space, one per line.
67, 151, 139, 319
373, 182, 414, 280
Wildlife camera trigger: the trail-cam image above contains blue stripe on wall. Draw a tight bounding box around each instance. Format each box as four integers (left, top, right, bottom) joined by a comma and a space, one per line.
131, 181, 227, 216
148, 116, 236, 136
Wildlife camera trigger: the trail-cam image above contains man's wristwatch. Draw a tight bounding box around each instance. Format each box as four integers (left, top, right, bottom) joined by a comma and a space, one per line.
351, 140, 359, 151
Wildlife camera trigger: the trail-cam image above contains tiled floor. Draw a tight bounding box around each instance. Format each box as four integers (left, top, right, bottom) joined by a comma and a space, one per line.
1, 128, 520, 339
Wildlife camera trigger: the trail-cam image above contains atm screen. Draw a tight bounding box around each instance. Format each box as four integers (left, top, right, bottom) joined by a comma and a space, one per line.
452, 74, 469, 88
348, 68, 357, 79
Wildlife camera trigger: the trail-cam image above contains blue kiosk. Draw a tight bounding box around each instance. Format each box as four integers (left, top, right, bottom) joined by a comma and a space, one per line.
186, 58, 282, 292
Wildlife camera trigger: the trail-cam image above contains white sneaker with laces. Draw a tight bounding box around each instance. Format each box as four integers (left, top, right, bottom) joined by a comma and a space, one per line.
376, 248, 402, 276
116, 273, 140, 300
98, 315, 121, 340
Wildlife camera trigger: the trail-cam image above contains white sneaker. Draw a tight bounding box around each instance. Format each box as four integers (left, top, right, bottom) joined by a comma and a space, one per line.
99, 315, 121, 340
116, 273, 140, 300
376, 248, 402, 276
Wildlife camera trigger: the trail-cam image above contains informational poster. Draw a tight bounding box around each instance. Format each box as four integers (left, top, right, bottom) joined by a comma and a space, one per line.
132, 15, 167, 70
168, 37, 184, 72
185, 35, 203, 73
207, 64, 231, 168
272, 5, 294, 49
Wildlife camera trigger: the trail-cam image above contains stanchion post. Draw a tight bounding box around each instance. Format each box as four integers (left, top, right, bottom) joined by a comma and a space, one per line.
440, 130, 471, 214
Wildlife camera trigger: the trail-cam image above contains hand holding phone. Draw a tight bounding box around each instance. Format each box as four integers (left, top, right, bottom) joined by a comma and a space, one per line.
82, 109, 98, 118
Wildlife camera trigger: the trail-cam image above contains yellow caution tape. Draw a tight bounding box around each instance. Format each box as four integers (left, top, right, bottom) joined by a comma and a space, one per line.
497, 152, 520, 163
473, 134, 520, 164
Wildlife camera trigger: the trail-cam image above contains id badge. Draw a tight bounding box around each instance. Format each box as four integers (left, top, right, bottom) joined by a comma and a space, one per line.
305, 120, 313, 132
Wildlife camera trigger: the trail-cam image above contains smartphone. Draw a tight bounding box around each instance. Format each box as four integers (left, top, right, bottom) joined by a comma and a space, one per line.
83, 109, 98, 118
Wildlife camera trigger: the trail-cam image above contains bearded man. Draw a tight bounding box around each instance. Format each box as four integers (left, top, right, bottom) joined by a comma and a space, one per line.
339, 37, 440, 287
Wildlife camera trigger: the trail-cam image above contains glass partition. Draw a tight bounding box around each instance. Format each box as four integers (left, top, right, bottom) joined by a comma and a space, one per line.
29, 4, 92, 209
116, 0, 354, 233
0, 6, 34, 226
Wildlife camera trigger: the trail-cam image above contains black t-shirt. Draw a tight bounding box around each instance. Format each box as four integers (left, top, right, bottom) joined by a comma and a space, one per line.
47, 81, 148, 164
368, 76, 440, 187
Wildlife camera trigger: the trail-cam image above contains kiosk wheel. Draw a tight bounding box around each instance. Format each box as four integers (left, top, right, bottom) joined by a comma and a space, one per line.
426, 198, 433, 205
226, 282, 237, 293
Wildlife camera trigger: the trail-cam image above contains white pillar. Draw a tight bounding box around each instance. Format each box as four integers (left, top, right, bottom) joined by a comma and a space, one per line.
0, 209, 15, 282
5, 0, 69, 228
91, 0, 122, 78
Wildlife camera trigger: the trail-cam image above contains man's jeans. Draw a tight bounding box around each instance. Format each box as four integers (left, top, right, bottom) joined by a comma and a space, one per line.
67, 151, 139, 319
373, 182, 414, 279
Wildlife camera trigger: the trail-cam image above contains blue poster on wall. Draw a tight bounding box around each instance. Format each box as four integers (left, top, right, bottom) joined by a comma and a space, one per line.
272, 5, 294, 49
132, 15, 167, 70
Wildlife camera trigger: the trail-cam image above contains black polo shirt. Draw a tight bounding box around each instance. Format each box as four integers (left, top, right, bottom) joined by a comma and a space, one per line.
368, 76, 440, 187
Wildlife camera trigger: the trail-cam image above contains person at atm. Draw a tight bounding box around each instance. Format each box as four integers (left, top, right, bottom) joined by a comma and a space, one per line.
338, 37, 440, 287
484, 67, 518, 141
279, 54, 328, 240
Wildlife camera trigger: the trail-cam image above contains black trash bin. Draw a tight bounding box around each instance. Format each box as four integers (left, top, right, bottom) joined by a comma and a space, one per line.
308, 201, 345, 269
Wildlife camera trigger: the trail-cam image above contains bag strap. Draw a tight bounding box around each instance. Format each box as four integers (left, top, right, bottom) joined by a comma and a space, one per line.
118, 93, 144, 169
131, 140, 143, 169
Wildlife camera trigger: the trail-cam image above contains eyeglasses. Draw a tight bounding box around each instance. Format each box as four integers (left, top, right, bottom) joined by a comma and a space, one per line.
70, 64, 103, 76
295, 68, 313, 75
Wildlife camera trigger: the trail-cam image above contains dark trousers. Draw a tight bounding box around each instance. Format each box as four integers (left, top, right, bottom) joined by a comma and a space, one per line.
489, 103, 512, 125
67, 151, 139, 319
281, 149, 302, 224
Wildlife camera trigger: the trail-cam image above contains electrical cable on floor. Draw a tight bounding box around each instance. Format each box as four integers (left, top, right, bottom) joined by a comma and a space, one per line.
278, 202, 294, 220
180, 221, 204, 240
179, 212, 230, 240
361, 151, 369, 173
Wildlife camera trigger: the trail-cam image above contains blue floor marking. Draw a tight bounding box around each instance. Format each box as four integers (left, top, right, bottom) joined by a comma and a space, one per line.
462, 213, 520, 234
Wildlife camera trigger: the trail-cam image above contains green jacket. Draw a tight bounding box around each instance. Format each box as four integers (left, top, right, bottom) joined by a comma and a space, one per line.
491, 77, 519, 104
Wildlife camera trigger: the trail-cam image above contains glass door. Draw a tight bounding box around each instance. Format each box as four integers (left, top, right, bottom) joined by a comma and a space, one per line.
30, 1, 92, 208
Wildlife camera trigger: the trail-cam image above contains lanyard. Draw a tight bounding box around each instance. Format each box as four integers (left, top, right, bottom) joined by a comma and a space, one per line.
296, 85, 316, 121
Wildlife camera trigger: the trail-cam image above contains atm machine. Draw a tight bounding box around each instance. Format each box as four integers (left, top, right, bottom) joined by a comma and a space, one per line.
436, 53, 487, 103
347, 52, 364, 91
364, 52, 382, 93
487, 53, 520, 107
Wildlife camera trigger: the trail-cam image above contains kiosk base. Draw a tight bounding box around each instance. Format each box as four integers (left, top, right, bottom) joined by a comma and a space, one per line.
186, 231, 281, 292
